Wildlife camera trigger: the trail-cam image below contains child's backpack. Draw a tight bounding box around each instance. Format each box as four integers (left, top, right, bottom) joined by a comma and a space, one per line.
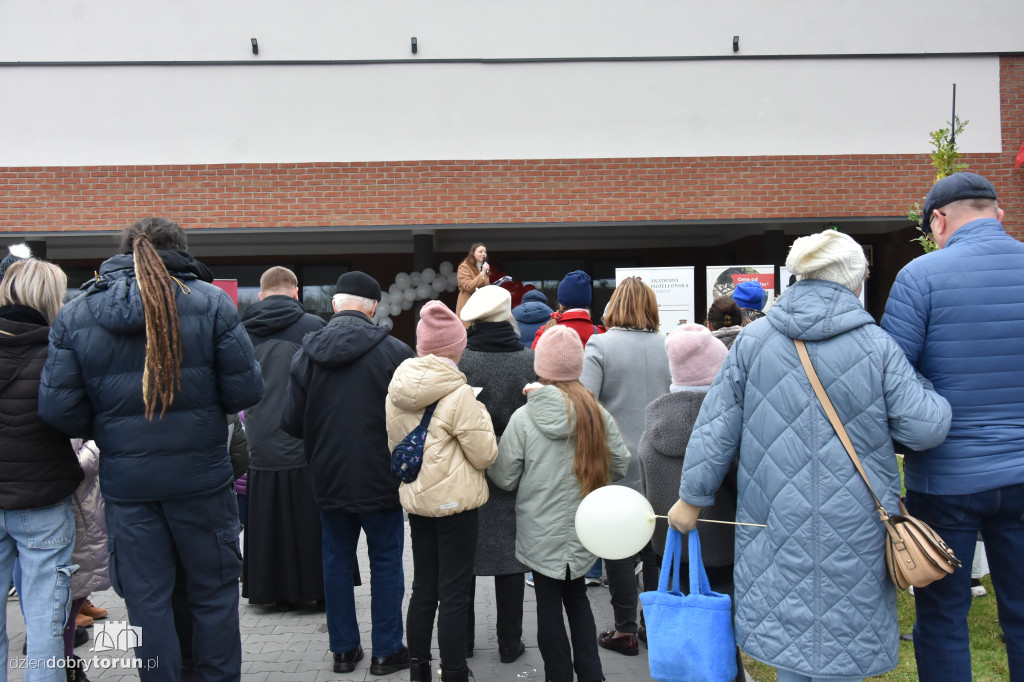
390, 400, 440, 483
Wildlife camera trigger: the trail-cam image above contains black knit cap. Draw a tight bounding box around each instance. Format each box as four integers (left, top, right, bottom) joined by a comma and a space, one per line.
335, 271, 382, 301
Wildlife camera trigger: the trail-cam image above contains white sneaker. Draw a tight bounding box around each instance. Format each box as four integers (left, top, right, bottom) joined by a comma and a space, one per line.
585, 576, 602, 587
525, 573, 534, 588
971, 582, 987, 598
908, 586, 914, 596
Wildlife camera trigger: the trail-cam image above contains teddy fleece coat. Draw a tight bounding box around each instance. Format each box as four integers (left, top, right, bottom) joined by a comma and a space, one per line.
490, 385, 630, 581
679, 279, 952, 678
386, 354, 498, 518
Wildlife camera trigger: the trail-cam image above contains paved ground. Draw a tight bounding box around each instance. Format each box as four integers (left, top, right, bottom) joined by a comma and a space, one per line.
6, 519, 719, 682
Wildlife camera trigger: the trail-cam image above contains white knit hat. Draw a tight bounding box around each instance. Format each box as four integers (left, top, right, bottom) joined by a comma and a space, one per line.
460, 285, 512, 323
785, 230, 867, 293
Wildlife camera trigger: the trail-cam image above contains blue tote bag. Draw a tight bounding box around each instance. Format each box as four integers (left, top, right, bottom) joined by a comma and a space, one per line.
639, 529, 737, 682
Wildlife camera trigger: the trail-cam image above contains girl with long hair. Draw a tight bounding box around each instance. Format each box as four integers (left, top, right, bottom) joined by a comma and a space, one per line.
580, 275, 670, 654
455, 242, 490, 323
490, 325, 630, 682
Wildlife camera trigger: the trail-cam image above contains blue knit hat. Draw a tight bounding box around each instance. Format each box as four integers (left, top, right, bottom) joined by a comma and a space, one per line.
521, 289, 548, 305
732, 281, 766, 311
557, 271, 592, 309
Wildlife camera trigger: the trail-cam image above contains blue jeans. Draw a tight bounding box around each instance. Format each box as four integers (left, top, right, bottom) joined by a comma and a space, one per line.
585, 558, 602, 579
907, 484, 1024, 681
106, 486, 242, 682
0, 498, 75, 682
320, 508, 405, 657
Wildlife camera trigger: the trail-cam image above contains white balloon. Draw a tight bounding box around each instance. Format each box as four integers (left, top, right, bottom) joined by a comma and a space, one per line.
388, 283, 402, 297
380, 317, 394, 330
422, 268, 436, 284
416, 284, 431, 300
401, 297, 413, 310
447, 272, 458, 286
395, 273, 412, 289
445, 279, 457, 293
431, 277, 447, 292
428, 286, 441, 299
389, 292, 404, 306
439, 261, 454, 276
403, 288, 417, 302
390, 303, 402, 317
574, 486, 656, 560
411, 272, 423, 287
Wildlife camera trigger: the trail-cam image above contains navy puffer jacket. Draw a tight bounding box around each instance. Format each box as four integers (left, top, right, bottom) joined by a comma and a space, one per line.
39, 251, 264, 503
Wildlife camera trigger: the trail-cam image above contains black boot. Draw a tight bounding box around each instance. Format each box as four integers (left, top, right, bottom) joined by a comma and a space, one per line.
409, 658, 433, 682
440, 666, 473, 682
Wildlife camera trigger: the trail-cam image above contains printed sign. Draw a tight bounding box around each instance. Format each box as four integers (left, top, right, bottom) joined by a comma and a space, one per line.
705, 265, 775, 312
615, 267, 695, 334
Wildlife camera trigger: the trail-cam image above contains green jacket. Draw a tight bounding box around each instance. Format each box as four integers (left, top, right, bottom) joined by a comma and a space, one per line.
490, 385, 630, 580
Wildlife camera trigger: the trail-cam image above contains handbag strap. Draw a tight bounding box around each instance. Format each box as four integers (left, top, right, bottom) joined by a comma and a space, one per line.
793, 339, 890, 524
418, 400, 440, 429
688, 531, 712, 596
658, 529, 713, 595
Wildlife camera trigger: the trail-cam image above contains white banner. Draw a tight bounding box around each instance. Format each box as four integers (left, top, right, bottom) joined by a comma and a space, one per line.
615, 266, 695, 334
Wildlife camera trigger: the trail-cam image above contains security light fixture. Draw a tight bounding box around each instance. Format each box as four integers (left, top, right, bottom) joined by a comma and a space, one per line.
411, 37, 418, 54
733, 36, 739, 52
251, 38, 259, 55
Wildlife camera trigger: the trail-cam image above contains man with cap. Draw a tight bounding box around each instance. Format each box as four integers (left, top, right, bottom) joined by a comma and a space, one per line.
731, 280, 767, 324
882, 171, 1024, 679
283, 271, 415, 676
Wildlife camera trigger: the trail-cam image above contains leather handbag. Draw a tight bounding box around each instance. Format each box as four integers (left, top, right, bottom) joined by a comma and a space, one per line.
794, 339, 961, 590
639, 529, 737, 682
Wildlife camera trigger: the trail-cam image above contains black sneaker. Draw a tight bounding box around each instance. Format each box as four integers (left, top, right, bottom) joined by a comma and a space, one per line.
74, 626, 89, 648
499, 640, 526, 663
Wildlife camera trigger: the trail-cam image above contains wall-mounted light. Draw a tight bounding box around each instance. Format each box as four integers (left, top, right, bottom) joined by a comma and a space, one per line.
251, 38, 259, 55
411, 37, 418, 54
733, 36, 739, 53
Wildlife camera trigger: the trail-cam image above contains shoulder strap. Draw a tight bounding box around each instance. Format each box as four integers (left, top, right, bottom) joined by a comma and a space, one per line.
418, 400, 440, 429
793, 339, 890, 523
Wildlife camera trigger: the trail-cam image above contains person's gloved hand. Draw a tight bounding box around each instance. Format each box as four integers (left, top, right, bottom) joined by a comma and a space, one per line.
234, 473, 248, 496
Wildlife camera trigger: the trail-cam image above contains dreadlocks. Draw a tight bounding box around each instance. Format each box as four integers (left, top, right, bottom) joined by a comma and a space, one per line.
127, 219, 185, 419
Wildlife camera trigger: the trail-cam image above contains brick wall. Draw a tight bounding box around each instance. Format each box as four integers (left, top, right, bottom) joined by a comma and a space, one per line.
2, 57, 1021, 240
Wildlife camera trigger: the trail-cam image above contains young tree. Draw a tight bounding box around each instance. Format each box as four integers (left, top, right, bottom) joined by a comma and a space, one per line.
908, 117, 969, 253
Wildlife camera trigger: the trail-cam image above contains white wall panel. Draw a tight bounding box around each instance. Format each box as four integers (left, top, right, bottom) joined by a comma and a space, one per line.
0, 0, 1021, 62
0, 57, 1000, 166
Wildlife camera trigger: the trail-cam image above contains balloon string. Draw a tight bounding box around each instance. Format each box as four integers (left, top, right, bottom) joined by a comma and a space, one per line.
651, 515, 767, 528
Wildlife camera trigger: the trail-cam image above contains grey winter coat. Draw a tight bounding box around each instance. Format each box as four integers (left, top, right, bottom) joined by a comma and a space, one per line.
710, 325, 742, 350
679, 279, 952, 678
458, 322, 533, 576
580, 328, 670, 492
637, 391, 736, 566
490, 385, 630, 581
70, 440, 110, 600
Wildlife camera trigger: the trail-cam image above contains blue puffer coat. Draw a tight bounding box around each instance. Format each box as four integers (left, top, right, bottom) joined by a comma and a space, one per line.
39, 251, 264, 503
511, 291, 553, 345
882, 217, 1024, 495
679, 279, 951, 678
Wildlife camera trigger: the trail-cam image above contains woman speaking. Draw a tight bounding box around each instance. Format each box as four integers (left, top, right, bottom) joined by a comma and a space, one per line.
456, 243, 490, 324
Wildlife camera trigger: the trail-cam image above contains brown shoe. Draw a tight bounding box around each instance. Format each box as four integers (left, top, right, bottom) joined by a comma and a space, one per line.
597, 630, 639, 656
75, 612, 94, 628
79, 599, 107, 620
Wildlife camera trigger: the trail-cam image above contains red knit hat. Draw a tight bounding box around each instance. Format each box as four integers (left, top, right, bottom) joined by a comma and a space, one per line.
534, 325, 584, 381
416, 301, 467, 358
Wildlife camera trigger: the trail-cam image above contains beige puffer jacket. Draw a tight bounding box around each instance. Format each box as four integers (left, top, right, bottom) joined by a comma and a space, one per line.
386, 354, 498, 517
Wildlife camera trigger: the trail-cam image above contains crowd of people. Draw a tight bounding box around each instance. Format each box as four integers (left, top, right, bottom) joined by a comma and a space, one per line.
0, 171, 1021, 682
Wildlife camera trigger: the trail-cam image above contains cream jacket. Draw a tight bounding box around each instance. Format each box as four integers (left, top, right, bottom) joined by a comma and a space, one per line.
386, 354, 498, 517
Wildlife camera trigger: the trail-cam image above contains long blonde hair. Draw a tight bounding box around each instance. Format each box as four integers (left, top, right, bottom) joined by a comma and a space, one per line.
603, 277, 659, 331
0, 258, 67, 324
541, 379, 611, 496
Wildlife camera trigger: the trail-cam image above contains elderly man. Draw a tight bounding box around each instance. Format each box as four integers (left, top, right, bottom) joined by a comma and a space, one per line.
241, 266, 326, 607
882, 172, 1024, 680
282, 271, 414, 676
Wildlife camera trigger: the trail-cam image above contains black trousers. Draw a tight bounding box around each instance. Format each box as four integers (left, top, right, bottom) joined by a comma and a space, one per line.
604, 539, 659, 634
467, 572, 525, 649
532, 566, 603, 682
407, 510, 478, 671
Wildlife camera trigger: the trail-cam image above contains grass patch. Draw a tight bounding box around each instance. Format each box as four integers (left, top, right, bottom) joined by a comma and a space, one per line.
738, 457, 1010, 680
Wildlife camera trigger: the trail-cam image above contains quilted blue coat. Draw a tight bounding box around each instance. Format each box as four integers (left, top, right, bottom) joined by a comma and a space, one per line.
882, 217, 1024, 496
679, 279, 951, 678
39, 252, 264, 503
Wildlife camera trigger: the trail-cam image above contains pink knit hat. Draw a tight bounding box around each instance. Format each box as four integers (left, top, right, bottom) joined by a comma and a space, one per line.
665, 323, 728, 386
534, 326, 584, 381
416, 301, 467, 358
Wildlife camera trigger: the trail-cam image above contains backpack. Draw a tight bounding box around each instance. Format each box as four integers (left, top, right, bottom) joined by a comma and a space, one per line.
390, 400, 440, 483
